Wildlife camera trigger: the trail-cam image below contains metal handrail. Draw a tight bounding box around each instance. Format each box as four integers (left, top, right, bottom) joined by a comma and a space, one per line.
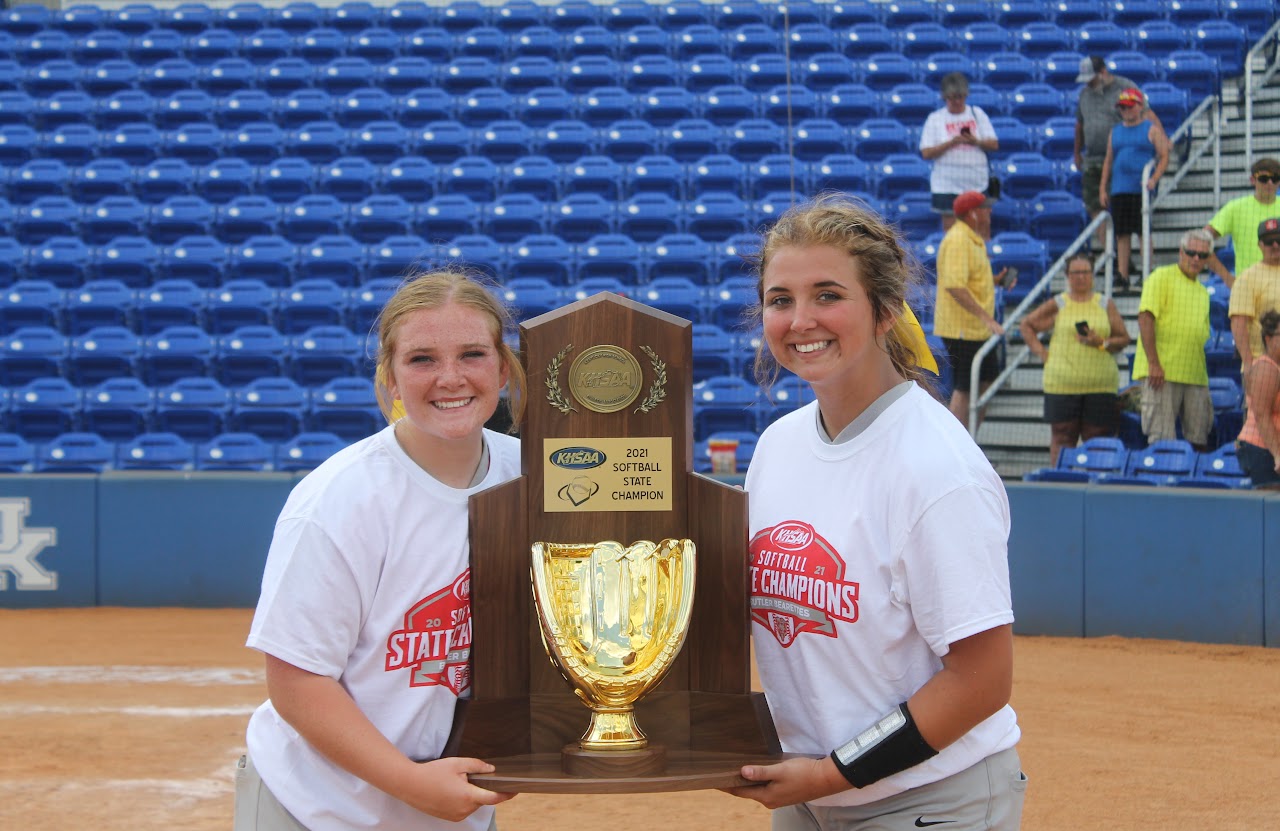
1141, 96, 1223, 279
1244, 19, 1280, 173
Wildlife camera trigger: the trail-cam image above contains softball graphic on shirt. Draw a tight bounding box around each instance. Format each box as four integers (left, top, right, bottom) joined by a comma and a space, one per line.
384, 569, 473, 693
749, 521, 860, 647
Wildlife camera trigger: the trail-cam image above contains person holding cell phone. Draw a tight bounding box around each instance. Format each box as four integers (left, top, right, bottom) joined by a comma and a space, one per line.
1019, 254, 1131, 466
919, 72, 999, 232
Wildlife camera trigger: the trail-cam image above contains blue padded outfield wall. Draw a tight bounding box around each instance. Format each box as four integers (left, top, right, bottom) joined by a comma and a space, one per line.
1, 476, 1277, 647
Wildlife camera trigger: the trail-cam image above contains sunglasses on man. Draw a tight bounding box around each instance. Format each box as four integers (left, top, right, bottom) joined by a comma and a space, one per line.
1261, 238, 1280, 248
1181, 249, 1212, 259
1255, 174, 1279, 184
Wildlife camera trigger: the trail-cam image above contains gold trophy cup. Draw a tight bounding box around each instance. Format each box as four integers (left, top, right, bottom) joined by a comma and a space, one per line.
531, 539, 695, 769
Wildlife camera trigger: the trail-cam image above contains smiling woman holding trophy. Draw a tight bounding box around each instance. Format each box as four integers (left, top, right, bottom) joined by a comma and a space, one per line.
730, 195, 1027, 830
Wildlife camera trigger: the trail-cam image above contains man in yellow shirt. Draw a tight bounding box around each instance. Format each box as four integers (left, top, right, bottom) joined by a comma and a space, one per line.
1228, 217, 1280, 380
933, 190, 1012, 424
1205, 157, 1280, 288
1133, 229, 1214, 449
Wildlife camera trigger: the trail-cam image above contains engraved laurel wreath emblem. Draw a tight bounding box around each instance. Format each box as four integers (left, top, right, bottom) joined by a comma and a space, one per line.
545, 345, 668, 415
545, 345, 577, 414
634, 346, 667, 414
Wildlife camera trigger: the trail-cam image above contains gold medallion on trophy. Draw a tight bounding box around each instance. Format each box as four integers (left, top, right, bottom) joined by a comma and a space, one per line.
530, 539, 696, 752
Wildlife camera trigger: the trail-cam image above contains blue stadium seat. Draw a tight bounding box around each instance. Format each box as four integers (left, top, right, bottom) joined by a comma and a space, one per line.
704, 274, 757, 330
158, 235, 227, 287
0, 432, 34, 472
1163, 51, 1220, 103
639, 85, 699, 128
1193, 442, 1252, 489
32, 90, 89, 131
862, 52, 921, 91
625, 54, 683, 93
440, 233, 505, 280
377, 61, 436, 102
337, 87, 397, 129
11, 376, 78, 440
1073, 20, 1130, 55
0, 325, 68, 385
576, 85, 637, 127
286, 119, 349, 163
148, 195, 215, 245
229, 375, 307, 441
66, 159, 129, 205
900, 22, 952, 60
759, 84, 819, 125
693, 374, 760, 439
1107, 0, 1165, 27
679, 53, 737, 97
279, 194, 347, 243
256, 57, 315, 97
535, 118, 598, 162
214, 195, 280, 243
474, 119, 534, 164
276, 278, 346, 334
604, 0, 658, 31
185, 28, 241, 67
294, 27, 347, 65
115, 431, 196, 471
436, 155, 499, 201
1223, 0, 1275, 40
316, 155, 379, 203
512, 86, 574, 130
564, 24, 615, 59
343, 276, 397, 334
793, 118, 851, 162
498, 55, 560, 94
275, 430, 347, 471
1039, 50, 1087, 88
8, 158, 67, 203
35, 432, 115, 473
880, 83, 935, 125
683, 192, 747, 243
212, 89, 274, 129
111, 4, 162, 35
691, 323, 734, 381
66, 325, 141, 386
342, 193, 410, 244
495, 155, 556, 203
197, 431, 274, 470
255, 156, 314, 204
28, 236, 90, 287
725, 22, 774, 61
658, 0, 715, 31
885, 191, 937, 239
1106, 51, 1161, 87
130, 159, 194, 206
1049, 0, 1107, 28
1028, 190, 1086, 248
959, 21, 1015, 55
547, 0, 600, 33
137, 57, 199, 96
550, 192, 615, 243
501, 274, 564, 317
229, 234, 297, 287
997, 152, 1060, 199
227, 120, 287, 164
399, 24, 451, 61
133, 279, 203, 335
80, 376, 154, 440
196, 57, 259, 97
455, 85, 513, 128
477, 193, 546, 244
2, 4, 53, 35
0, 280, 64, 331
405, 119, 470, 164
637, 275, 704, 322
293, 233, 364, 286
347, 26, 398, 63
1193, 20, 1247, 78
723, 118, 783, 162
65, 275, 133, 336
881, 0, 937, 28
99, 122, 163, 165
989, 231, 1049, 286
1008, 83, 1068, 124
288, 324, 362, 385
154, 89, 215, 131
657, 117, 718, 163
617, 192, 682, 243
415, 193, 479, 240
564, 275, 632, 305
158, 122, 223, 167
503, 23, 562, 60
838, 22, 894, 60
73, 29, 130, 65
849, 117, 912, 162
493, 0, 545, 32
600, 118, 661, 162
807, 154, 874, 199
875, 153, 932, 200
1133, 20, 1188, 56
13, 195, 78, 245
619, 153, 681, 199
740, 53, 790, 92
575, 235, 642, 284
153, 376, 232, 441
161, 4, 214, 35
214, 324, 288, 385
560, 154, 623, 200
507, 236, 575, 284
688, 153, 746, 198
1123, 439, 1198, 485
23, 59, 81, 97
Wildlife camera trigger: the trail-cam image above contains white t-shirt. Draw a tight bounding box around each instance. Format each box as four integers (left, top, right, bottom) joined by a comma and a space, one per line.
744, 384, 1019, 807
919, 105, 996, 196
246, 424, 521, 831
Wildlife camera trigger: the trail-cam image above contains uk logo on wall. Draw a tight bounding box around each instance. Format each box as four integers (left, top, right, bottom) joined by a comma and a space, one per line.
0, 498, 57, 591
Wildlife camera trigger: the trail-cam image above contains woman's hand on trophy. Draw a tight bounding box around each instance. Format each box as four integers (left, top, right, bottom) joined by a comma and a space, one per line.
402, 757, 516, 821
725, 756, 848, 808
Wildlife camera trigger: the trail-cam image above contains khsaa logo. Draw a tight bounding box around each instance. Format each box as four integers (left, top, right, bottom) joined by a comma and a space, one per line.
769, 522, 813, 551
549, 446, 606, 470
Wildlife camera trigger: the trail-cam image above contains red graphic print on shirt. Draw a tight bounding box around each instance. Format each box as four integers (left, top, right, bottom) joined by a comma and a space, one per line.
750, 521, 859, 647
384, 569, 473, 693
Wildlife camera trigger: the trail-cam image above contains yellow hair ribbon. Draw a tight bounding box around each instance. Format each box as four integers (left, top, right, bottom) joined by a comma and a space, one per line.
894, 303, 939, 374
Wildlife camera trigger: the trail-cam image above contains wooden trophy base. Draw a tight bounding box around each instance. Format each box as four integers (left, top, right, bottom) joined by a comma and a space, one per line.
469, 749, 786, 794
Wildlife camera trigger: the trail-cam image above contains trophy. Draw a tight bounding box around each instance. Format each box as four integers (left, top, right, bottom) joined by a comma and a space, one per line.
447, 293, 783, 792
532, 539, 695, 763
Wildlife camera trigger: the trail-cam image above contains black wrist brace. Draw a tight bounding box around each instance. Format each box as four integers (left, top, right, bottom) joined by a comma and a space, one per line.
829, 703, 938, 788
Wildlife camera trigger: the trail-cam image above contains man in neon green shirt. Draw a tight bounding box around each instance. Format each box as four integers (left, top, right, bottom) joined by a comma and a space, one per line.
1206, 157, 1280, 289
1133, 229, 1214, 449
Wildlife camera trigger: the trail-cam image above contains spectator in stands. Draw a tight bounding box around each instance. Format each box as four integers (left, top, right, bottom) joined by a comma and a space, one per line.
731, 193, 1024, 827
1099, 88, 1170, 292
1019, 253, 1131, 466
1074, 56, 1160, 251
934, 190, 1013, 425
1236, 309, 1280, 489
1206, 157, 1280, 289
1228, 218, 1280, 381
241, 271, 523, 830
1132, 230, 1215, 450
919, 72, 999, 232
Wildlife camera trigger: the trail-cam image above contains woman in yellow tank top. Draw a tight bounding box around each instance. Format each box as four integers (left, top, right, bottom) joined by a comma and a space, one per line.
1236, 310, 1280, 488
1019, 254, 1132, 466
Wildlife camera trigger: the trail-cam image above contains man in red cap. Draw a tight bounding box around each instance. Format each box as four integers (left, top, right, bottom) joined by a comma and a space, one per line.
1229, 217, 1280, 379
933, 190, 1012, 425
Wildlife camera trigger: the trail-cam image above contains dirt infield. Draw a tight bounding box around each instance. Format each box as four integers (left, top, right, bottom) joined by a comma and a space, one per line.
1, 608, 1276, 830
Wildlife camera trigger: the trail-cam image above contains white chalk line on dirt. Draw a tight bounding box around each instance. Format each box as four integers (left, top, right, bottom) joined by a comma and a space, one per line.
0, 666, 262, 685
0, 757, 241, 800
0, 703, 258, 717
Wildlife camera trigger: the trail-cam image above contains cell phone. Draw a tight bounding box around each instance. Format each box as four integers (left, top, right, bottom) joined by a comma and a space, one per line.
1075, 321, 1090, 336
960, 126, 972, 136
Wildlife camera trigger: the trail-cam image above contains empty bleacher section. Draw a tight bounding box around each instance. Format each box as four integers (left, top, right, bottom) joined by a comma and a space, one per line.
0, 0, 1271, 475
